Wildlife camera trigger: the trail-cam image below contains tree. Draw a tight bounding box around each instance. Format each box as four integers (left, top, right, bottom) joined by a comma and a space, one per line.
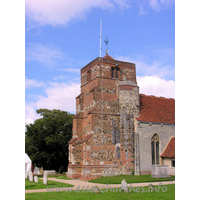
25, 109, 74, 172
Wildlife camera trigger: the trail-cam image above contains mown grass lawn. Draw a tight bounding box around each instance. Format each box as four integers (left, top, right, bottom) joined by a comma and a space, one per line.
25, 179, 73, 190
25, 184, 175, 200
89, 174, 175, 184
51, 175, 70, 180
36, 174, 70, 180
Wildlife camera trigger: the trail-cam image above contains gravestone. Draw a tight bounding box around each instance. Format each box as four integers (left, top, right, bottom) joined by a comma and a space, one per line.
34, 167, 40, 175
34, 176, 38, 183
151, 165, 170, 178
93, 185, 100, 193
29, 172, 33, 182
148, 184, 155, 190
43, 170, 56, 185
121, 179, 128, 192
43, 171, 48, 185
40, 167, 44, 175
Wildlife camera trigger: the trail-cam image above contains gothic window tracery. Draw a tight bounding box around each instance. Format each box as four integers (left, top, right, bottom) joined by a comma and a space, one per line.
151, 133, 160, 165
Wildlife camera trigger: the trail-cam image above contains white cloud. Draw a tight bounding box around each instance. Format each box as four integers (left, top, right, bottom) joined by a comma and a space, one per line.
116, 53, 174, 80
26, 43, 64, 67
25, 76, 174, 124
53, 75, 69, 81
139, 0, 174, 14
25, 0, 130, 26
25, 82, 80, 124
25, 103, 41, 124
137, 75, 175, 98
159, 0, 175, 7
59, 68, 80, 73
116, 53, 175, 98
25, 78, 45, 89
35, 82, 80, 110
139, 2, 148, 15
150, 0, 174, 11
149, 0, 160, 11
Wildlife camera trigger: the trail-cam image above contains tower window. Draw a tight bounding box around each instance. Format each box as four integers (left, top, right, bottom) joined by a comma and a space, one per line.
116, 146, 120, 159
87, 70, 91, 82
111, 67, 115, 78
111, 67, 120, 79
116, 68, 119, 78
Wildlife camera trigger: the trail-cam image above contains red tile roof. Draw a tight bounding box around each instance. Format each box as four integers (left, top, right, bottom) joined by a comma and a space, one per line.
68, 137, 77, 144
103, 54, 115, 60
136, 94, 175, 124
161, 137, 175, 158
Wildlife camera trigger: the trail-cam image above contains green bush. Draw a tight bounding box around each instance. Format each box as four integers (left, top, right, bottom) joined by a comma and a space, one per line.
132, 170, 135, 175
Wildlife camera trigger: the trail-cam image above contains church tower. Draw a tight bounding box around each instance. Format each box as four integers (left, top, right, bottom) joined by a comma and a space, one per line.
67, 55, 140, 181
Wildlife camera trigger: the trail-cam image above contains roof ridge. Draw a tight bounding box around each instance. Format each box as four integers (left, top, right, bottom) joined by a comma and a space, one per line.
103, 54, 115, 60
160, 137, 175, 158
160, 136, 174, 156
139, 93, 175, 100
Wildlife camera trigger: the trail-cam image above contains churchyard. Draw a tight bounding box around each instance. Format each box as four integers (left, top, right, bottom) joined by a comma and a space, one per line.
25, 172, 175, 200
25, 170, 73, 190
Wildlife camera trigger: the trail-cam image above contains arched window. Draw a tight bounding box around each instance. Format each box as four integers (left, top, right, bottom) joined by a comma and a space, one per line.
87, 70, 91, 82
116, 146, 120, 159
111, 67, 115, 78
151, 134, 160, 165
111, 67, 120, 79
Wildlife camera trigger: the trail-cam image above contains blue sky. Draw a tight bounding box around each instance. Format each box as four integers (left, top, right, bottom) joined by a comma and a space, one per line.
25, 0, 175, 124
